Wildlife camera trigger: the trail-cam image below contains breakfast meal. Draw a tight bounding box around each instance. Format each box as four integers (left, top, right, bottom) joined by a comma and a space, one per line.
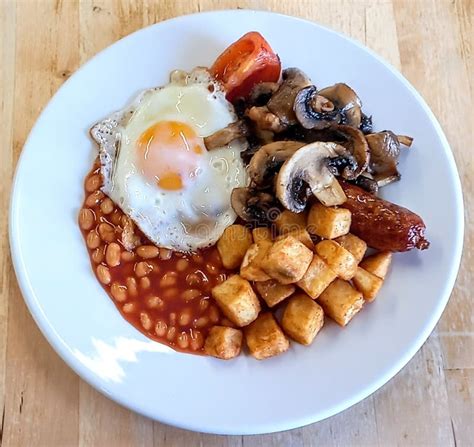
79, 31, 429, 360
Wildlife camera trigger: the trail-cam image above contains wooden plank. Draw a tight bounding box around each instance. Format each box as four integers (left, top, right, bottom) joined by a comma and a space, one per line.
0, 0, 16, 440
373, 335, 454, 445
79, 381, 153, 446
393, 0, 473, 371
2, 1, 81, 445
445, 369, 474, 447
1, 0, 472, 445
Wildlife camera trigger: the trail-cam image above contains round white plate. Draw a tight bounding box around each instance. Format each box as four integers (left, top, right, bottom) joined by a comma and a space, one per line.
9, 10, 463, 435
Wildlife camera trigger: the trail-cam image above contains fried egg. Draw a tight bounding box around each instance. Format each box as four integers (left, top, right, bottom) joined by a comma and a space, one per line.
91, 68, 248, 252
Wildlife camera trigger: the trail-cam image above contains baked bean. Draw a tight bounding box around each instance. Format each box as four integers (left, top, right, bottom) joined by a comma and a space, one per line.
159, 248, 172, 260
96, 265, 111, 285
216, 273, 227, 284
160, 272, 177, 287
169, 312, 177, 326
205, 262, 218, 275
176, 258, 189, 272
140, 312, 152, 331
179, 309, 192, 326
186, 273, 201, 286
177, 332, 189, 349
85, 174, 101, 192
100, 197, 114, 214
182, 288, 201, 301
163, 288, 178, 299
110, 211, 122, 226
155, 319, 167, 337
139, 277, 151, 290
85, 190, 104, 207
91, 247, 104, 264
135, 261, 153, 277
105, 242, 121, 267
191, 253, 204, 264
194, 316, 209, 329
86, 231, 101, 249
198, 298, 210, 312
121, 251, 135, 262
126, 277, 138, 297
146, 296, 164, 310
190, 330, 204, 351
98, 223, 115, 242
208, 305, 220, 324
137, 245, 159, 259
111, 282, 127, 302
122, 303, 136, 313
79, 208, 95, 230
166, 326, 177, 342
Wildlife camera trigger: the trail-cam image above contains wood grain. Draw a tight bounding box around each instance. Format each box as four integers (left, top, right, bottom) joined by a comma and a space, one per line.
1, 1, 472, 445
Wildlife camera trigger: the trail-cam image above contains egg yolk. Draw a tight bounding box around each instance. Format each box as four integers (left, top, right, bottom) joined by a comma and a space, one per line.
136, 121, 205, 191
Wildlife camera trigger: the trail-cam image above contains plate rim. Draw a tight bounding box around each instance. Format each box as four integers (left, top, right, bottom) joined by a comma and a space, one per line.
8, 9, 465, 435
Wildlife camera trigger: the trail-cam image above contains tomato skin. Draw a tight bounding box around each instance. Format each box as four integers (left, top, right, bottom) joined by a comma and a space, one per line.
211, 32, 281, 102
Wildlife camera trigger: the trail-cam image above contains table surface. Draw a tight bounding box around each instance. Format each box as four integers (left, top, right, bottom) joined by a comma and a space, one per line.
1, 0, 472, 445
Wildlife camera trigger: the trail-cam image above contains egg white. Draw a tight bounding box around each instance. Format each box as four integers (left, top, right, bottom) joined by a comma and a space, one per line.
90, 68, 248, 252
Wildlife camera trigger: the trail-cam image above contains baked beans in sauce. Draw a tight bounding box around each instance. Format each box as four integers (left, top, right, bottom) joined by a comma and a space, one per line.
79, 160, 236, 354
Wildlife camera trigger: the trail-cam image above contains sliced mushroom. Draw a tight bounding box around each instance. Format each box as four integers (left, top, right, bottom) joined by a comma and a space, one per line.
231, 187, 280, 224
249, 82, 280, 106
204, 120, 249, 150
329, 125, 370, 178
351, 173, 379, 194
247, 105, 286, 133
275, 142, 348, 212
294, 85, 340, 130
248, 140, 306, 186
397, 134, 413, 147
266, 68, 312, 127
359, 113, 373, 134
366, 130, 404, 186
318, 83, 362, 128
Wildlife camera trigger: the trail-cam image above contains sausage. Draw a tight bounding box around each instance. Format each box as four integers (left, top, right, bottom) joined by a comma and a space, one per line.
340, 182, 429, 252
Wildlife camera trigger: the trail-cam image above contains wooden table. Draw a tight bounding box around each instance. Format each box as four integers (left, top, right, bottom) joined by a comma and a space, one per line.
1, 1, 472, 445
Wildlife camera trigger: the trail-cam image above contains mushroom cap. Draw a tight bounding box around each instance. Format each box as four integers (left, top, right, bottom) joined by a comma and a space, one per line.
231, 187, 279, 223
333, 124, 370, 178
248, 140, 306, 186
275, 141, 348, 212
267, 68, 312, 126
366, 131, 402, 185
294, 85, 340, 130
319, 83, 362, 128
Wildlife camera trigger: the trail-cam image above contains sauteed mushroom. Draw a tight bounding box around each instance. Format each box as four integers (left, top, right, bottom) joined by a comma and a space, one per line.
275, 142, 348, 212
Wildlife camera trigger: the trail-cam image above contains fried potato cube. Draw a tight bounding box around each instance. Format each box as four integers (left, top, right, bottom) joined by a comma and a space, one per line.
296, 254, 337, 299
307, 203, 351, 239
334, 233, 367, 263
255, 280, 295, 308
262, 236, 313, 284
211, 275, 261, 327
275, 228, 313, 250
204, 326, 243, 360
314, 240, 357, 280
353, 267, 384, 302
245, 313, 289, 360
217, 225, 253, 269
240, 240, 272, 281
252, 227, 273, 243
360, 251, 392, 279
282, 293, 324, 345
275, 210, 308, 234
318, 279, 364, 326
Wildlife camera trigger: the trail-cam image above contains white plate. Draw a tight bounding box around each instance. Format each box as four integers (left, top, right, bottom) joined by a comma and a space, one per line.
9, 10, 463, 435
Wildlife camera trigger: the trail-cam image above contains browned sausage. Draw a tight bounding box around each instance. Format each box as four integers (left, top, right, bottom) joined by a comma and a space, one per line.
340, 182, 429, 252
